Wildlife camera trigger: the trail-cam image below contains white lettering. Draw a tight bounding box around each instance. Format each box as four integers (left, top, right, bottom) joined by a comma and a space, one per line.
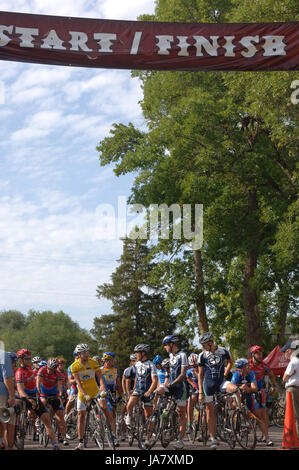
15, 27, 39, 48
69, 31, 92, 51
177, 36, 190, 56
262, 35, 286, 56
0, 25, 13, 47
130, 31, 142, 55
156, 35, 174, 55
93, 33, 116, 52
240, 36, 259, 57
41, 29, 66, 50
194, 35, 219, 56
223, 36, 236, 57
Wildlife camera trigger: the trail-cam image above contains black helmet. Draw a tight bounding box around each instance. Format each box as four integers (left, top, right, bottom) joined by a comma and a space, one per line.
199, 332, 214, 345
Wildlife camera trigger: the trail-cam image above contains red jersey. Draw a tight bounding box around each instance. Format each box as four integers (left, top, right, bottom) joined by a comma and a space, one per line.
249, 359, 270, 388
37, 366, 62, 396
15, 366, 37, 395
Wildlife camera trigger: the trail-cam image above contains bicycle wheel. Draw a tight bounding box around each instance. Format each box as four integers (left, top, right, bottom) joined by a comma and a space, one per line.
231, 408, 256, 450
92, 410, 105, 449
199, 404, 208, 446
139, 410, 161, 450
161, 410, 178, 448
272, 402, 285, 427
14, 407, 26, 450
65, 409, 78, 440
100, 410, 115, 450
83, 410, 92, 448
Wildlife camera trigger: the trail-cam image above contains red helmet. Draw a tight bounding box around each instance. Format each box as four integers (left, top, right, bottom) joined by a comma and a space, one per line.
250, 345, 263, 355
58, 359, 65, 364
16, 348, 31, 359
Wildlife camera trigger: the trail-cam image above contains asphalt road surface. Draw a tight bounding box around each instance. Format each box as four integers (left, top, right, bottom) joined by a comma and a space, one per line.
18, 425, 284, 451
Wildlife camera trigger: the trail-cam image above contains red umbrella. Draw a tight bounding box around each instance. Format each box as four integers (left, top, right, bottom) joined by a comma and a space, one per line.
263, 345, 290, 376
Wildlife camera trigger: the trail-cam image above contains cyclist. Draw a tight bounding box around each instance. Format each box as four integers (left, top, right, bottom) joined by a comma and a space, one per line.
65, 351, 78, 416
32, 356, 42, 372
227, 358, 268, 441
157, 335, 188, 450
249, 345, 275, 445
70, 343, 107, 450
100, 352, 122, 447
125, 344, 158, 433
37, 358, 68, 446
15, 349, 60, 450
57, 359, 68, 401
122, 354, 136, 396
197, 332, 233, 449
153, 355, 167, 386
186, 353, 199, 436
0, 349, 15, 450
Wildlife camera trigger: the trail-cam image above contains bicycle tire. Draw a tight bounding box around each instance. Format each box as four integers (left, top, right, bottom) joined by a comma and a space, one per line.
139, 409, 161, 450
14, 406, 27, 450
231, 408, 256, 450
160, 410, 179, 448
199, 404, 208, 446
92, 409, 105, 449
65, 409, 78, 440
272, 402, 285, 428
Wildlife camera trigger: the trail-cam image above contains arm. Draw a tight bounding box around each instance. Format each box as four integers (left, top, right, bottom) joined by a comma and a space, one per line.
224, 359, 234, 378
4, 377, 15, 407
197, 366, 205, 402
36, 374, 42, 395
73, 372, 87, 398
145, 375, 158, 396
95, 369, 106, 393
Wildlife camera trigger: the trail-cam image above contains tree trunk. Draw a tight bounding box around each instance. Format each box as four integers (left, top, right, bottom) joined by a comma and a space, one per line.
242, 251, 262, 349
242, 189, 262, 349
276, 281, 289, 345
193, 249, 209, 333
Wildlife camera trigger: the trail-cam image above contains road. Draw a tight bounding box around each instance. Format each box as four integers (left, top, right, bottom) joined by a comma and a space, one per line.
19, 425, 284, 451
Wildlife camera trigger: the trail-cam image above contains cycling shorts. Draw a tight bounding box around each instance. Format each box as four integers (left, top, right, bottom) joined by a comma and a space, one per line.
203, 378, 228, 403
168, 382, 188, 407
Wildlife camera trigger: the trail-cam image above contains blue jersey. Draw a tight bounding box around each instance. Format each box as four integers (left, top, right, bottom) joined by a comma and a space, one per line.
67, 365, 77, 395
231, 370, 257, 387
198, 347, 232, 383
157, 368, 167, 385
134, 360, 157, 394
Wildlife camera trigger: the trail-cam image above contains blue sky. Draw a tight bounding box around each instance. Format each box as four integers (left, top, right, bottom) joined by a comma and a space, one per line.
0, 1, 156, 330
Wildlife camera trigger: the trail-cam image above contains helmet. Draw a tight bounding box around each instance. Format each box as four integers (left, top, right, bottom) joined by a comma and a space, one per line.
188, 353, 199, 366
38, 360, 47, 368
102, 352, 115, 360
161, 358, 170, 369
8, 352, 18, 361
199, 332, 214, 345
235, 358, 249, 369
134, 344, 150, 353
16, 348, 31, 359
93, 355, 101, 362
250, 345, 263, 355
153, 355, 163, 365
130, 354, 137, 361
32, 356, 42, 363
47, 358, 59, 370
75, 343, 89, 354
162, 335, 179, 345
58, 359, 65, 364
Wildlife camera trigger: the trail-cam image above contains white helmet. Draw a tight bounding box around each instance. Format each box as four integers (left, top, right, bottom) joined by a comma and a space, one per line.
188, 353, 199, 366
75, 343, 89, 353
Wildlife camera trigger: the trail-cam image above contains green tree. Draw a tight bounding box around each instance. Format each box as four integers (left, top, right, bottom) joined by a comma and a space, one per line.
96, 0, 298, 353
0, 309, 93, 364
92, 237, 177, 371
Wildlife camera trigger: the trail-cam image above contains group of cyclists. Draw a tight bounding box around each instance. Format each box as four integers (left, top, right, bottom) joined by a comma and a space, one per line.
0, 331, 277, 450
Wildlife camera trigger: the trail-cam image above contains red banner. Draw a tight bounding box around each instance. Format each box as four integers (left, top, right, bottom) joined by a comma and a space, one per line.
0, 11, 298, 71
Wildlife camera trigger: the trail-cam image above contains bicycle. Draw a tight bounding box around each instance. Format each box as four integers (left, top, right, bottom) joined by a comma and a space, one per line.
228, 389, 257, 450
139, 393, 167, 450
14, 398, 27, 450
83, 397, 115, 450
160, 395, 180, 448
192, 401, 208, 446
125, 394, 146, 447
65, 407, 78, 440
213, 392, 236, 449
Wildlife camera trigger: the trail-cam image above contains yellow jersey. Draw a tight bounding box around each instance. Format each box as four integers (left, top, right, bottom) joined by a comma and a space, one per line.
70, 357, 100, 400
